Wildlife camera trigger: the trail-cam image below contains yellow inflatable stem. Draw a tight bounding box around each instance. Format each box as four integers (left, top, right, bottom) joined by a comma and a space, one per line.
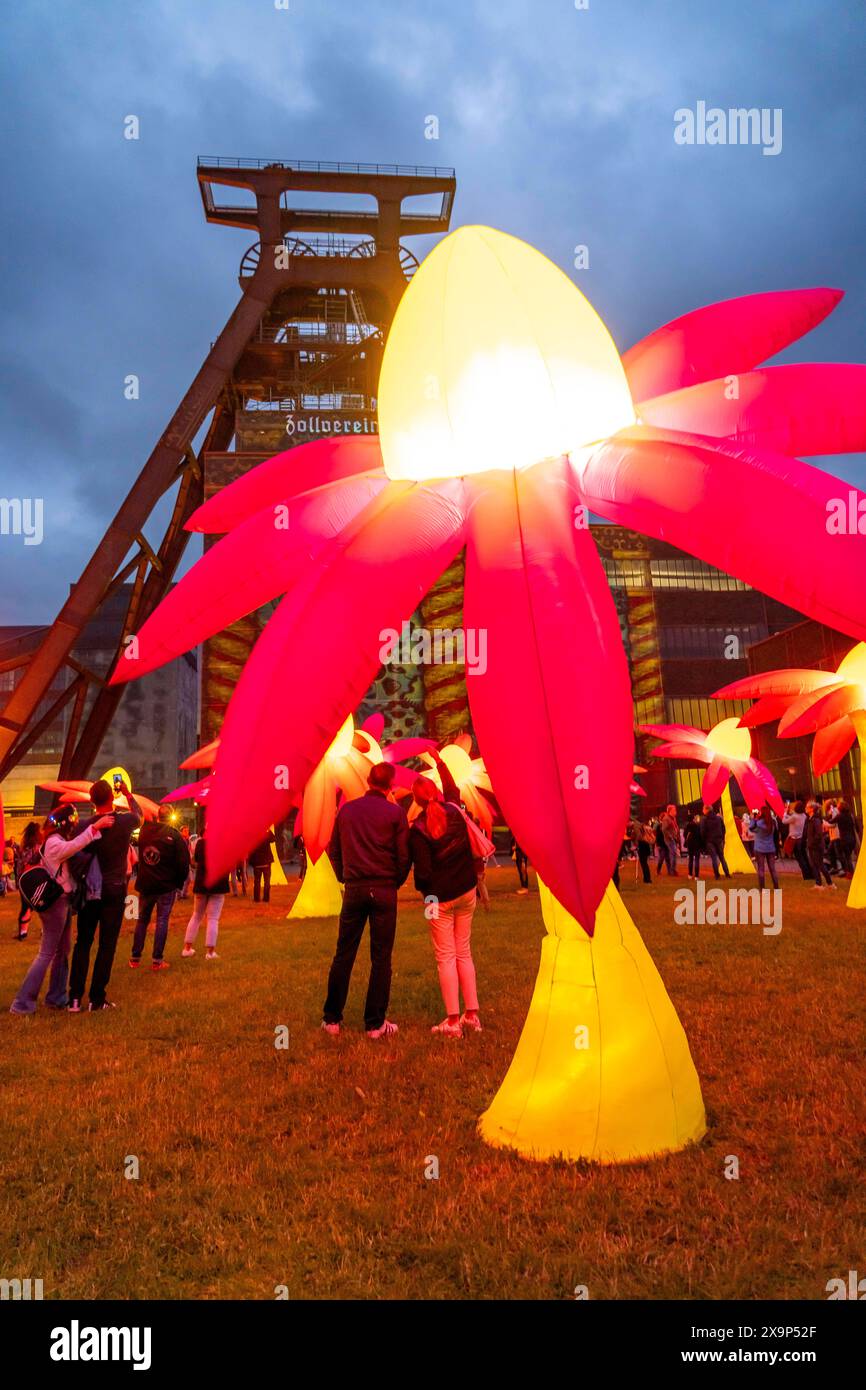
269, 826, 288, 887
721, 785, 755, 875
479, 880, 706, 1164
287, 853, 343, 920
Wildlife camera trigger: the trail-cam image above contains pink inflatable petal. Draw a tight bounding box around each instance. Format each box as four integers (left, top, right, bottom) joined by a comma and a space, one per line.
736, 762, 783, 815
742, 759, 785, 814
651, 741, 713, 764
737, 695, 796, 729
630, 782, 647, 797
162, 777, 211, 803
700, 757, 730, 805
463, 458, 632, 933
300, 763, 338, 864
180, 739, 220, 771
577, 427, 866, 643
112, 474, 388, 684
638, 723, 707, 744
382, 737, 437, 763
360, 712, 385, 742
714, 669, 836, 700
38, 779, 94, 794
187, 436, 384, 533
452, 732, 473, 753
202, 479, 468, 878
638, 365, 866, 457
780, 683, 863, 736
623, 288, 843, 401
777, 683, 846, 735
812, 718, 857, 776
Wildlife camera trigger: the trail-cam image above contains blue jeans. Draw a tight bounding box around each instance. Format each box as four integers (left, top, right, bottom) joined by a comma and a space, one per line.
132, 890, 177, 961
11, 895, 72, 1014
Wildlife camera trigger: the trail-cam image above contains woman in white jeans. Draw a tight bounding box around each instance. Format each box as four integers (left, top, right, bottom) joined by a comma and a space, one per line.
409, 762, 481, 1038
182, 832, 229, 960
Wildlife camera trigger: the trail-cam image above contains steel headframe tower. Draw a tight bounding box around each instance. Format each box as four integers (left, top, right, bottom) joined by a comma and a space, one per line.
0, 157, 456, 780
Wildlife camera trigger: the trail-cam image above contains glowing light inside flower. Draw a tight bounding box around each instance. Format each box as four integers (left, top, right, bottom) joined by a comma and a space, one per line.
378, 225, 636, 481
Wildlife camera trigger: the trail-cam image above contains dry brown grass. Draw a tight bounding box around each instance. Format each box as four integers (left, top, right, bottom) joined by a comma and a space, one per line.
0, 864, 862, 1300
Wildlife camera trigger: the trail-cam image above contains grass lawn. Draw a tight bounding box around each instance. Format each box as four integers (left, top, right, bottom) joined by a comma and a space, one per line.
0, 863, 862, 1301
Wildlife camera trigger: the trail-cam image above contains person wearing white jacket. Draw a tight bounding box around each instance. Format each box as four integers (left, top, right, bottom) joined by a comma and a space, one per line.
10, 804, 112, 1017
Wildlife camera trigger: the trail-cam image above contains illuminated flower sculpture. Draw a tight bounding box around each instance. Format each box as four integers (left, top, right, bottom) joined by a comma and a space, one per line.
291, 713, 436, 919
640, 719, 784, 874
411, 733, 495, 831
715, 642, 866, 907
113, 225, 866, 1163
39, 767, 160, 820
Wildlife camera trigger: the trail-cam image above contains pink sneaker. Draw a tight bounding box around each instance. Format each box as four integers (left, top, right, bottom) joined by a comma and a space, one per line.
460, 1012, 482, 1033
366, 1020, 399, 1040
151, 960, 170, 972
321, 1021, 341, 1037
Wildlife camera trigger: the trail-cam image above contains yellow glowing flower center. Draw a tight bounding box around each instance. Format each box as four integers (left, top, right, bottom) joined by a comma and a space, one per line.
378, 225, 636, 481
837, 641, 866, 691
705, 718, 751, 761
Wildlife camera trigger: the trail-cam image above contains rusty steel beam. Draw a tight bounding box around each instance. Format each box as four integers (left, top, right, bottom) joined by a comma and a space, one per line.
0, 265, 281, 775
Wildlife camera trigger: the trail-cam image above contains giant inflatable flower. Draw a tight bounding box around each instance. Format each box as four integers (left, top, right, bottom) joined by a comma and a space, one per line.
640, 718, 784, 874
715, 642, 866, 906
112, 225, 866, 933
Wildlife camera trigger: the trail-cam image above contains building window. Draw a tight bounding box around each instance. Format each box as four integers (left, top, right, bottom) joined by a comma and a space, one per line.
675, 769, 705, 805
650, 558, 749, 592
665, 697, 751, 731
659, 624, 768, 659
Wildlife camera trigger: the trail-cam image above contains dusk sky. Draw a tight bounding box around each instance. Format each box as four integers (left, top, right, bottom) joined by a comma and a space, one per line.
2, 0, 864, 623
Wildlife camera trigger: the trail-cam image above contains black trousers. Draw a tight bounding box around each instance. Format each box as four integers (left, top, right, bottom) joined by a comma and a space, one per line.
636, 841, 652, 883
253, 865, 271, 902
68, 886, 127, 1007
514, 850, 529, 888
323, 884, 398, 1031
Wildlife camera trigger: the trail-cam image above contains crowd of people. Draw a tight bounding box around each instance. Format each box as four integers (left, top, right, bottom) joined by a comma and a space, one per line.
4, 767, 860, 1030
614, 796, 861, 892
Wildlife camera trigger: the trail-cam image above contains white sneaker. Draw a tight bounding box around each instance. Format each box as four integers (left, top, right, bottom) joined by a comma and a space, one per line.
206, 950, 220, 960
431, 1018, 462, 1038
366, 1019, 398, 1039
181, 946, 195, 957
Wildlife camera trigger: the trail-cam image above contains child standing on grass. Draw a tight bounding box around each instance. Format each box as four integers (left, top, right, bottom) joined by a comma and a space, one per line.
182, 829, 229, 961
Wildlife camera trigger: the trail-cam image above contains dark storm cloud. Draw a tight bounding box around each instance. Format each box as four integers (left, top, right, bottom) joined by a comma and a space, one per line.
1, 0, 864, 622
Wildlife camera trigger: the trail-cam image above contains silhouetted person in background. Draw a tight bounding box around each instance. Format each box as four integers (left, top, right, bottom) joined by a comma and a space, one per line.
250, 830, 276, 903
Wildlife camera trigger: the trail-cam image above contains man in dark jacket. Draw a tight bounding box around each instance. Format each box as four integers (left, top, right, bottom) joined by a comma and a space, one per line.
68, 777, 141, 1011
322, 762, 410, 1039
130, 807, 191, 969
249, 830, 276, 903
700, 803, 731, 879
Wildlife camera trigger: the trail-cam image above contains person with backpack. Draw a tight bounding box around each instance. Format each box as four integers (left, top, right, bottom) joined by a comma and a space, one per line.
129, 806, 191, 970
13, 821, 41, 940
409, 752, 485, 1039
10, 804, 113, 1016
